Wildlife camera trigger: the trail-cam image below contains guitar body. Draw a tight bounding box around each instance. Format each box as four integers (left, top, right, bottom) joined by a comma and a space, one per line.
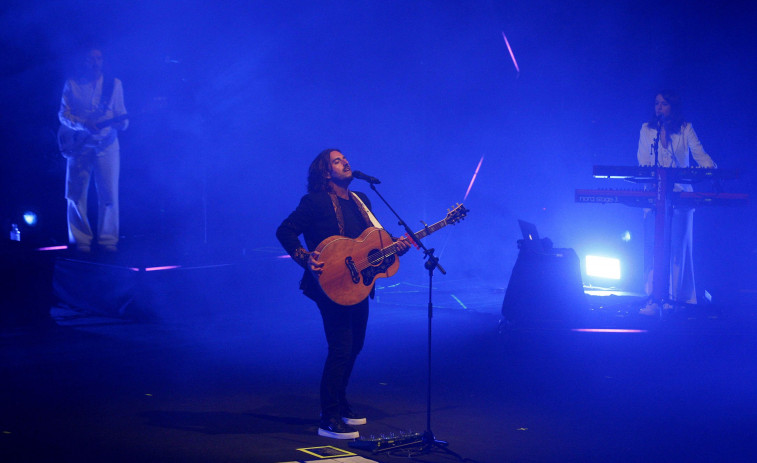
57, 113, 130, 159
57, 125, 96, 158
311, 204, 468, 306
315, 227, 400, 306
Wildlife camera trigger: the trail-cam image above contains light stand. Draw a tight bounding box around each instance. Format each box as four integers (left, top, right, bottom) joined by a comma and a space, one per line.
365, 181, 464, 460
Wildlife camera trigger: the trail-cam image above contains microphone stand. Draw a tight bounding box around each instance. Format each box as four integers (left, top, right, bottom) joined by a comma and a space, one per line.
645, 118, 674, 316
652, 118, 662, 168
365, 181, 463, 460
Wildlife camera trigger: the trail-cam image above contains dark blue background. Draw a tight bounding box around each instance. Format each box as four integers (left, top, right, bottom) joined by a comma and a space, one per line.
2, 0, 755, 301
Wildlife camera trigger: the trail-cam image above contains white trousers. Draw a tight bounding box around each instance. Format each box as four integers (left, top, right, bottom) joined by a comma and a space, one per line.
644, 207, 696, 304
65, 141, 120, 248
669, 208, 696, 304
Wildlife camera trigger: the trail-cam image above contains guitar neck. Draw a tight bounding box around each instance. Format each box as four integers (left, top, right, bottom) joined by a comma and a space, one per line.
381, 218, 450, 256
96, 114, 128, 130
411, 218, 449, 242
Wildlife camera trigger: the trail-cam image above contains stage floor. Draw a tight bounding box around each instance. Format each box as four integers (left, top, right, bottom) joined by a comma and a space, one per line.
2, 268, 757, 462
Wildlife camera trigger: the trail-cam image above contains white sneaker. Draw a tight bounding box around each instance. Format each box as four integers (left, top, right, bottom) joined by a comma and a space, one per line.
318, 417, 359, 439
639, 301, 659, 316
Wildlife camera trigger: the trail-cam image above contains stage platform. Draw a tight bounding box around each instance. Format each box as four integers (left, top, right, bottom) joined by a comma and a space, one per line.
2, 248, 757, 462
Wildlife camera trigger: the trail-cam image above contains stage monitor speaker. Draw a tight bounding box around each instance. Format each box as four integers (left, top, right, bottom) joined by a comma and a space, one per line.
502, 247, 587, 326
53, 258, 138, 318
1, 242, 58, 327
52, 257, 254, 321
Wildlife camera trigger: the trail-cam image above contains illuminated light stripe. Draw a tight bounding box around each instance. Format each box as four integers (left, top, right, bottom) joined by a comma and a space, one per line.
585, 255, 621, 280
501, 32, 520, 73
277, 255, 292, 259
144, 265, 181, 272
571, 328, 648, 333
463, 156, 484, 201
450, 294, 468, 309
37, 245, 69, 251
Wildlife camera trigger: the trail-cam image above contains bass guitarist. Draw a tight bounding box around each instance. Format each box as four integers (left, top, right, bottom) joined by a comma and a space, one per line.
276, 148, 411, 439
58, 47, 127, 253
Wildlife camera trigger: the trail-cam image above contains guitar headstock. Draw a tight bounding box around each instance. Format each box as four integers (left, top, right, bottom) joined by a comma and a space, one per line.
445, 203, 469, 225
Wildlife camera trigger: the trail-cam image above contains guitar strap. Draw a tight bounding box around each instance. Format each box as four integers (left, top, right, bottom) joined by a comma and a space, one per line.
99, 76, 116, 111
351, 192, 383, 229
327, 192, 383, 236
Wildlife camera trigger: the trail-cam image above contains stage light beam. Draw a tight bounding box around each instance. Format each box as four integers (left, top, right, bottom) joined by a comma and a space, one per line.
501, 32, 520, 75
463, 156, 484, 201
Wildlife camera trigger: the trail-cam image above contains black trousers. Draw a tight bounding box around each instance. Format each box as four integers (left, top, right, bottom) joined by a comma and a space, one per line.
315, 294, 369, 420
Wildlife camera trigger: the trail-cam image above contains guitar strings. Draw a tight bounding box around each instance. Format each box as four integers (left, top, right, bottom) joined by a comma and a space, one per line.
354, 244, 397, 270
352, 237, 397, 271
352, 207, 465, 271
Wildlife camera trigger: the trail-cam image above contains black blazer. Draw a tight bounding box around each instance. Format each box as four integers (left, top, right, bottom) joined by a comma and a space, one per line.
276, 190, 373, 301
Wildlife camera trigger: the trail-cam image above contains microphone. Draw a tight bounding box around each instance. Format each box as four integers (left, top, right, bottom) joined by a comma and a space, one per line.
352, 170, 381, 184
656, 113, 665, 129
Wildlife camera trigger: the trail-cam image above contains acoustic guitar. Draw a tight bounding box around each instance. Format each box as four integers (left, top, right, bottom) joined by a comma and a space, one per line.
315, 203, 468, 305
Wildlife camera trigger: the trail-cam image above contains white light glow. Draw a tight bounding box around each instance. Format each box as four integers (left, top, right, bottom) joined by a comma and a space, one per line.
23, 211, 38, 226
585, 255, 621, 280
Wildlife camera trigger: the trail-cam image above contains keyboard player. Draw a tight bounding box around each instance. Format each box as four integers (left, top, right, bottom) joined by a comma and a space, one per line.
636, 90, 717, 315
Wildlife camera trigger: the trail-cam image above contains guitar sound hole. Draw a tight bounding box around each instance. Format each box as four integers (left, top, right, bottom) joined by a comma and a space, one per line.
367, 249, 383, 265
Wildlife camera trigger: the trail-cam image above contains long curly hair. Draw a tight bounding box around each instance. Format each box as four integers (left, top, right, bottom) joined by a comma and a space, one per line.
307, 148, 340, 193
647, 90, 686, 134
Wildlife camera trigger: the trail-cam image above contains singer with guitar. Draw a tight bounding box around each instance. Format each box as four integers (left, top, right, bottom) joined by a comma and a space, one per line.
58, 47, 128, 253
276, 149, 411, 440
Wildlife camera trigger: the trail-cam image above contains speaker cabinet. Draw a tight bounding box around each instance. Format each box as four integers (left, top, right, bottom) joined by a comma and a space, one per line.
502, 247, 587, 326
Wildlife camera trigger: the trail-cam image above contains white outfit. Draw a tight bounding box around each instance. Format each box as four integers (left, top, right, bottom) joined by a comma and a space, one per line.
636, 122, 716, 304
58, 75, 127, 250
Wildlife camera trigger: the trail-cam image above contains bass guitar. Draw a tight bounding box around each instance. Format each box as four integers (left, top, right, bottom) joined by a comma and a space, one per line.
315, 203, 468, 305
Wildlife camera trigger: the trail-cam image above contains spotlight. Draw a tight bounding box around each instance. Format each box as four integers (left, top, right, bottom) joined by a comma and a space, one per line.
621, 231, 631, 242
23, 211, 38, 226
585, 255, 621, 280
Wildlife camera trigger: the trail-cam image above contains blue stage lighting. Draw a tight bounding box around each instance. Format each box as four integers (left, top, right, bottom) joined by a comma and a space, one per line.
585, 255, 621, 280
23, 211, 38, 226
621, 231, 631, 242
